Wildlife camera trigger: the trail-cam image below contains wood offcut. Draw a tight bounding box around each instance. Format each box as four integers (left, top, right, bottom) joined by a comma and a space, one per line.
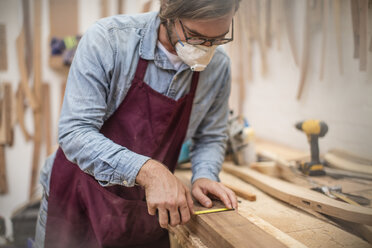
0, 24, 8, 71
223, 162, 372, 225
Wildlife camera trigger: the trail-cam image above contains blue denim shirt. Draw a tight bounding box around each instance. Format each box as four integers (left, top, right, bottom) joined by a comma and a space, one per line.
40, 12, 231, 194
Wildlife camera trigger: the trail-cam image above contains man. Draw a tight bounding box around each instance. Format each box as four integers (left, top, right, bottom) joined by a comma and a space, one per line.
35, 0, 240, 247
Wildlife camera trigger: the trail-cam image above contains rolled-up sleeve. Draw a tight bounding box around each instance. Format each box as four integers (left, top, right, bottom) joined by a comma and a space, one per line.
58, 22, 149, 187
190, 60, 231, 183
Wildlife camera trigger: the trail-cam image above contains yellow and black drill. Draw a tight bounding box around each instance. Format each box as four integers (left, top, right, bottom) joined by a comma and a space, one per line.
295, 120, 328, 176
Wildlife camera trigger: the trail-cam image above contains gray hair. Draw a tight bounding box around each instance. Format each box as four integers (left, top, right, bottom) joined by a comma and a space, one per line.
159, 0, 241, 23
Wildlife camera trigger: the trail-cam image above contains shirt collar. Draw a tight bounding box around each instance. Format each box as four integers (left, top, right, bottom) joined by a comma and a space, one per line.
139, 12, 189, 72
139, 12, 159, 60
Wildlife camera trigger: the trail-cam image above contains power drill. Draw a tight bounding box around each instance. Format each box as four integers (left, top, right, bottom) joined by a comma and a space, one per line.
295, 120, 328, 176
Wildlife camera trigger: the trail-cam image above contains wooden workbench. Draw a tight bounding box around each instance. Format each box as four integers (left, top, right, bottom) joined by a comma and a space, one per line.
170, 139, 372, 248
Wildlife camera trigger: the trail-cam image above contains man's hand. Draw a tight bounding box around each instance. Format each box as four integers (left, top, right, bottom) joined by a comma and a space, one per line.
136, 159, 194, 229
192, 178, 238, 209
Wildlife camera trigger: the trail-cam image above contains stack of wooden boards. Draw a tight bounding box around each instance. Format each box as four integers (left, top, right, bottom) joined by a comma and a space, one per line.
170, 139, 372, 248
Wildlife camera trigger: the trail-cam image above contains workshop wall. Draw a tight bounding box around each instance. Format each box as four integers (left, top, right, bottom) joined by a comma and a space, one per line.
227, 0, 372, 160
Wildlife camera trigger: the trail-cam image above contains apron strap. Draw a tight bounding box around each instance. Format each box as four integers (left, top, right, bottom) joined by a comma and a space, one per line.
134, 57, 149, 81
189, 72, 200, 96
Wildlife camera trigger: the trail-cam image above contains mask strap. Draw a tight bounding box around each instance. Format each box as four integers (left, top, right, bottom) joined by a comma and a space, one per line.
165, 20, 180, 50
174, 26, 184, 47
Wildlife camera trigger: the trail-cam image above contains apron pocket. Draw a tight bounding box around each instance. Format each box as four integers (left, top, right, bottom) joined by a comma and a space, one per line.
78, 175, 166, 247
100, 201, 166, 246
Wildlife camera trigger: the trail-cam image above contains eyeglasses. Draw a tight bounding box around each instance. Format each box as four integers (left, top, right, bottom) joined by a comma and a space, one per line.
178, 19, 234, 46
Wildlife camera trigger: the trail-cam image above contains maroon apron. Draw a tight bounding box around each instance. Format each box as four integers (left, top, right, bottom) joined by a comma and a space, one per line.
45, 57, 199, 248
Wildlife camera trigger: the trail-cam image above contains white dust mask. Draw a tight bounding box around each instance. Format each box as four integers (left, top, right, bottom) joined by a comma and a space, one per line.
175, 41, 217, 71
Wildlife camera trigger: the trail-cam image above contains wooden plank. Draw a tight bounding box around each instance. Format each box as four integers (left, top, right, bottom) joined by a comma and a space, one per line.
22, 0, 32, 75
236, 211, 307, 248
29, 0, 43, 200
325, 167, 372, 181
142, 0, 153, 12
49, 0, 78, 38
223, 162, 372, 225
0, 83, 10, 194
0, 83, 13, 146
255, 138, 309, 161
327, 149, 372, 165
186, 209, 287, 248
324, 152, 372, 175
0, 24, 8, 71
15, 84, 32, 141
16, 29, 38, 110
175, 172, 288, 248
222, 182, 256, 201
118, 0, 123, 14
218, 171, 371, 248
169, 224, 208, 248
101, 0, 109, 18
0, 146, 7, 194
358, 0, 368, 71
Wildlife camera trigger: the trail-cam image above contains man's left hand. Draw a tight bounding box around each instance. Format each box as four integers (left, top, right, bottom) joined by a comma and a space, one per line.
192, 178, 238, 209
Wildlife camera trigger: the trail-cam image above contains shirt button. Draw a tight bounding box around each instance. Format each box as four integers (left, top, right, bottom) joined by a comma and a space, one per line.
123, 180, 128, 186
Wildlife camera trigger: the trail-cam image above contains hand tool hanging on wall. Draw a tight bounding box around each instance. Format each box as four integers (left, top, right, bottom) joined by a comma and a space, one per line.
295, 120, 328, 176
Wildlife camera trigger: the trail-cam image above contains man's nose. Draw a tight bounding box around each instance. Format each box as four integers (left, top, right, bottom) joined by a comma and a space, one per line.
203, 40, 213, 47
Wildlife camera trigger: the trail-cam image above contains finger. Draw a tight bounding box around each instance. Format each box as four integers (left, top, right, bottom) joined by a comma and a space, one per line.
208, 184, 232, 209
192, 186, 212, 208
168, 205, 181, 227
158, 208, 169, 229
185, 188, 194, 215
222, 185, 238, 209
147, 204, 157, 216
179, 197, 191, 224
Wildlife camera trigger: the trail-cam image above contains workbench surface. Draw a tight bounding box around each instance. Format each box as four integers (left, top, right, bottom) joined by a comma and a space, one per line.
170, 139, 372, 248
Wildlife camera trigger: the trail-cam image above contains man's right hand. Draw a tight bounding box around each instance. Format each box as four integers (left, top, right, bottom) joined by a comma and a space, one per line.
136, 159, 194, 229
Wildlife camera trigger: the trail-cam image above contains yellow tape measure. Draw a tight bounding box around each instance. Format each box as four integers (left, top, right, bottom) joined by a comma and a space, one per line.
194, 207, 234, 215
